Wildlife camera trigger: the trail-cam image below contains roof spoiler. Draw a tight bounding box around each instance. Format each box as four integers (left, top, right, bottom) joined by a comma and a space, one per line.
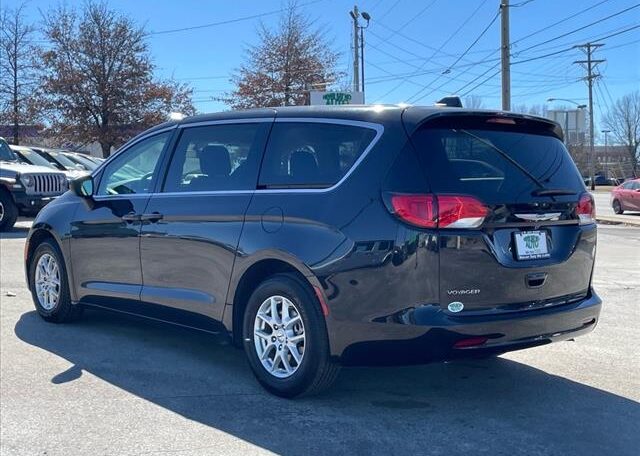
435, 96, 463, 108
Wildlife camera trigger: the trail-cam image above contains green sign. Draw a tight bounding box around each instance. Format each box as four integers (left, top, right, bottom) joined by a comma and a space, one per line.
322, 92, 352, 105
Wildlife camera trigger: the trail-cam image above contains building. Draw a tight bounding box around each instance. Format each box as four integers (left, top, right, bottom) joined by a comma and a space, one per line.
568, 144, 637, 179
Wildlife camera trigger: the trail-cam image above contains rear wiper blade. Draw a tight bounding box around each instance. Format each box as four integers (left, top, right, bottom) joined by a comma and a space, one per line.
531, 188, 577, 197
456, 128, 548, 192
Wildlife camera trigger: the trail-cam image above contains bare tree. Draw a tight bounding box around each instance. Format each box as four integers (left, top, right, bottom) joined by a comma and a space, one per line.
40, 1, 195, 157
222, 1, 341, 109
465, 95, 484, 109
602, 90, 640, 175
512, 103, 548, 117
0, 2, 43, 144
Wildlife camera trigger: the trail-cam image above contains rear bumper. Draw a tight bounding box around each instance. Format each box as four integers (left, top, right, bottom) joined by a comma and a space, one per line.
331, 289, 602, 365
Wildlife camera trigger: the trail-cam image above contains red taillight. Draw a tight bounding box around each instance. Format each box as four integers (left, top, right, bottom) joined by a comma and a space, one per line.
389, 194, 488, 229
577, 193, 595, 225
438, 195, 489, 228
390, 194, 437, 228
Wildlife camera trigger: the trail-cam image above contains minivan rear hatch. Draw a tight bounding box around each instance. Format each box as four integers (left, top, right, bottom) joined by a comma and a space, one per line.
405, 112, 596, 314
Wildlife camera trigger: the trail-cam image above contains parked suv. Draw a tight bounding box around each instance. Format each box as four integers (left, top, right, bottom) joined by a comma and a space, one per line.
24, 106, 601, 397
0, 138, 68, 231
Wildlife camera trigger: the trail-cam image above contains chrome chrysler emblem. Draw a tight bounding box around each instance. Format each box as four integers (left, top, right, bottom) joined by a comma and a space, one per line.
514, 212, 561, 222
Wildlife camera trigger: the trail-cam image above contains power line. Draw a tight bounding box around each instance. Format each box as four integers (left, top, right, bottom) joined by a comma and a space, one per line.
511, 0, 612, 45
512, 3, 640, 56
149, 0, 327, 35
407, 7, 501, 103
461, 21, 640, 96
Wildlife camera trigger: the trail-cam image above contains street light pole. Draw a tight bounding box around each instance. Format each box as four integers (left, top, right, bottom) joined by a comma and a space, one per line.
349, 6, 359, 94
350, 8, 370, 103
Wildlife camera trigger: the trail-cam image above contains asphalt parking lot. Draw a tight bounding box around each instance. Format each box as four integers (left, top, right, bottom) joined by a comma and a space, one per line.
1, 220, 639, 456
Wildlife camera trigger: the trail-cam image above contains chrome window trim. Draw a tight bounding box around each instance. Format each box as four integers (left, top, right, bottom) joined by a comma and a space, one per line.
177, 118, 274, 128
93, 193, 153, 201
93, 117, 384, 198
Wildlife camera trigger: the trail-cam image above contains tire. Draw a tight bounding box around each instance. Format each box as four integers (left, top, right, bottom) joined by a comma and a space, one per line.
28, 240, 82, 323
0, 190, 18, 232
612, 199, 624, 214
242, 274, 339, 398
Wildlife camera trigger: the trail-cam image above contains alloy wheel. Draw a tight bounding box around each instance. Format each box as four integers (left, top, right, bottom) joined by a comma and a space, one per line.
0, 201, 4, 222
35, 253, 61, 311
253, 295, 305, 378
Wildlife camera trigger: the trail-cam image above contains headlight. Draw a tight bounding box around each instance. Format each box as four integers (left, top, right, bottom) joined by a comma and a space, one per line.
20, 174, 35, 187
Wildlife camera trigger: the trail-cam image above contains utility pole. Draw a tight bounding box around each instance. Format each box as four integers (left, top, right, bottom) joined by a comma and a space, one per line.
602, 129, 610, 179
350, 5, 360, 94
575, 43, 605, 190
500, 0, 511, 111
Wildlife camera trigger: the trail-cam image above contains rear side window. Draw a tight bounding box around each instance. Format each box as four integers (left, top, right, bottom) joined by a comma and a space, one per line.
163, 123, 268, 192
258, 122, 377, 189
411, 119, 585, 204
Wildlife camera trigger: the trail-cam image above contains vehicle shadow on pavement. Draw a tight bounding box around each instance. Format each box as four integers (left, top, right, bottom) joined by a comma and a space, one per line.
14, 308, 640, 456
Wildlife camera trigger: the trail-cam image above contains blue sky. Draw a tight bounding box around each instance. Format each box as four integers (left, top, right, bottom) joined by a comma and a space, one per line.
11, 0, 640, 125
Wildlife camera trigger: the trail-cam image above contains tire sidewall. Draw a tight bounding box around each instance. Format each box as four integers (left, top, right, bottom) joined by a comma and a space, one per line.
29, 241, 70, 319
613, 200, 623, 214
242, 275, 328, 397
0, 191, 18, 231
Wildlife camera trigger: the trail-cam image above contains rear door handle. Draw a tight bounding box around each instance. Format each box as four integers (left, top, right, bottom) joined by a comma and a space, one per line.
140, 212, 163, 223
121, 212, 140, 223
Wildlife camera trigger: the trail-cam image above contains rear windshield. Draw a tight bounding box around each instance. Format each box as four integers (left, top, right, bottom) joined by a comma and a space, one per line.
411, 120, 585, 203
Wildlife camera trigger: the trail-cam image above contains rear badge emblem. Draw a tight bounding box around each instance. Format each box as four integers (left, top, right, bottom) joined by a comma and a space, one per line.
448, 302, 464, 313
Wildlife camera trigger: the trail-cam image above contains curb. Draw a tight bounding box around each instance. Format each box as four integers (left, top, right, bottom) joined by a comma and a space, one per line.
596, 216, 640, 227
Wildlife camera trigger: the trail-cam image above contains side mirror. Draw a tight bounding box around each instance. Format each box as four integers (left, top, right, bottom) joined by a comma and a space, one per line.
70, 174, 94, 198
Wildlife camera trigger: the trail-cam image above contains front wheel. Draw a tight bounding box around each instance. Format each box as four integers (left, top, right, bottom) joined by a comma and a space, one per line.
0, 191, 18, 231
242, 274, 339, 397
612, 199, 624, 214
29, 240, 82, 323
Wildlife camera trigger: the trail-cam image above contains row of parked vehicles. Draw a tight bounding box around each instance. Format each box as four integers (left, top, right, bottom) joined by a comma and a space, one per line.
0, 137, 103, 230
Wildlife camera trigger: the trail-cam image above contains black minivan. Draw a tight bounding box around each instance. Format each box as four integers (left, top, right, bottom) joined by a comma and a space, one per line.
25, 105, 601, 397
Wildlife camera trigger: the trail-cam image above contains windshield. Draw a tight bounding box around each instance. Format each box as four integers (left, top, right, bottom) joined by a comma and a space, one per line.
16, 148, 56, 168
411, 125, 585, 204
0, 139, 17, 162
47, 151, 86, 170
64, 153, 97, 170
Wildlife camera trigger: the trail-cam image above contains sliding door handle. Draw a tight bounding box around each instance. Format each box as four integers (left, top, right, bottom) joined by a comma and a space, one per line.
121, 212, 140, 223
140, 212, 163, 223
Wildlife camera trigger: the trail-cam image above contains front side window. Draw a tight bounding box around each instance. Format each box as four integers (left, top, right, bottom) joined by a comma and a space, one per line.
97, 132, 170, 195
258, 122, 378, 189
163, 123, 267, 192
